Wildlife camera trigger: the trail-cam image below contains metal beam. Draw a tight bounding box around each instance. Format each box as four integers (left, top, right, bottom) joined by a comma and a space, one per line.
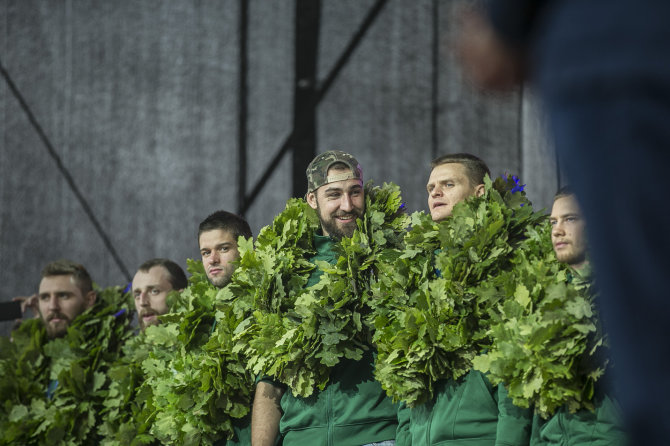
315, 0, 388, 103
237, 0, 249, 214
431, 0, 439, 160
0, 57, 131, 281
239, 0, 389, 214
292, 0, 321, 197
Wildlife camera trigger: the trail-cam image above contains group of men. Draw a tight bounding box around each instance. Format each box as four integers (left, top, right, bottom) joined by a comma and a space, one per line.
17, 208, 252, 338
9, 150, 620, 445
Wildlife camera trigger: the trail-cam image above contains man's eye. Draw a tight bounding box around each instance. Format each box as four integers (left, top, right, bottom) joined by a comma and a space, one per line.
550, 220, 557, 226
39, 295, 49, 301
151, 289, 160, 295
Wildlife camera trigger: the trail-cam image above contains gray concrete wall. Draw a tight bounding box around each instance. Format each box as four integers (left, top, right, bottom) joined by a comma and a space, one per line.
0, 0, 558, 335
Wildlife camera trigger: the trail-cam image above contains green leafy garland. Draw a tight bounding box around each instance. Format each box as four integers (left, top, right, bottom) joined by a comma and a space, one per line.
369, 175, 545, 407
471, 221, 609, 418
230, 182, 409, 397
0, 319, 48, 444
138, 259, 255, 446
98, 330, 156, 446
0, 286, 133, 445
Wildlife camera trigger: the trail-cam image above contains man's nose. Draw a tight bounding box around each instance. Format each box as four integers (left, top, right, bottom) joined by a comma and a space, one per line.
48, 295, 60, 310
340, 194, 353, 211
208, 251, 220, 265
139, 292, 150, 306
552, 223, 565, 236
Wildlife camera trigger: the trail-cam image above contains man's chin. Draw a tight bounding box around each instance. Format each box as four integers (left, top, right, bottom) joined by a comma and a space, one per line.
208, 274, 232, 289
46, 321, 69, 339
430, 208, 451, 222
323, 220, 358, 240
557, 252, 585, 266
140, 316, 159, 330
340, 225, 357, 238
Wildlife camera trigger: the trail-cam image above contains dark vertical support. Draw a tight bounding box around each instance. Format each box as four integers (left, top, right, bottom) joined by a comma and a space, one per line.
237, 0, 249, 215
431, 0, 439, 159
240, 0, 386, 214
292, 0, 321, 197
518, 88, 525, 177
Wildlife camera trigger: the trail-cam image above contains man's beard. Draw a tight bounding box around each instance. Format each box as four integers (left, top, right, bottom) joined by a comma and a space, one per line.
317, 204, 364, 241
138, 309, 159, 330
45, 312, 71, 339
557, 249, 586, 267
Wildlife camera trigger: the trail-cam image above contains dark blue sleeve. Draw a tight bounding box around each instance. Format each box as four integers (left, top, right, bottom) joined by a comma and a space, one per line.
483, 0, 551, 49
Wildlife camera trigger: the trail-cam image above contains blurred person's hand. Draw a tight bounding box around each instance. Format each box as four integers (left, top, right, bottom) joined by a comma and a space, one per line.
456, 6, 525, 91
13, 294, 39, 318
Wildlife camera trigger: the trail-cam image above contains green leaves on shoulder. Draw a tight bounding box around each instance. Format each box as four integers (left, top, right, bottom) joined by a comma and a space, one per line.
234, 182, 409, 398
0, 319, 48, 443
370, 175, 546, 407
472, 221, 609, 418
98, 334, 155, 446
1, 285, 134, 445
138, 258, 255, 446
225, 198, 318, 317
232, 197, 320, 393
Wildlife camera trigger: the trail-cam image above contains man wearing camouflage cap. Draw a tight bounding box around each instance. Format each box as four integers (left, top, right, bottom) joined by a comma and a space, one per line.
252, 150, 401, 446
305, 150, 365, 240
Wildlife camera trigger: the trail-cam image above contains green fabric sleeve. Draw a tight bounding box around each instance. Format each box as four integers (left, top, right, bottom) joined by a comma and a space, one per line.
395, 401, 412, 446
495, 383, 532, 446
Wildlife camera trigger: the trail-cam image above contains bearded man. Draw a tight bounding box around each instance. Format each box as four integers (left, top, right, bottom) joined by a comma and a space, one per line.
251, 150, 400, 446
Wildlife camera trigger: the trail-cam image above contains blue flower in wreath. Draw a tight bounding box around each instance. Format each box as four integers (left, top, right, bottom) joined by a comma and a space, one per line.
510, 175, 526, 194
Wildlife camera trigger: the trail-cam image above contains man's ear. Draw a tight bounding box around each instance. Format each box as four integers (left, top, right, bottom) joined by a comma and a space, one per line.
306, 191, 318, 210
85, 291, 97, 309
474, 184, 485, 197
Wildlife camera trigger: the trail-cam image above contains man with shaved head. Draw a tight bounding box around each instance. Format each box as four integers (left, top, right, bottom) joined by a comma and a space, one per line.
404, 153, 532, 445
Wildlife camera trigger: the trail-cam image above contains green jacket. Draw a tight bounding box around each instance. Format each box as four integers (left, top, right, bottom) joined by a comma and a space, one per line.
215, 414, 251, 446
528, 270, 626, 445
406, 370, 532, 446
277, 234, 399, 446
530, 393, 626, 446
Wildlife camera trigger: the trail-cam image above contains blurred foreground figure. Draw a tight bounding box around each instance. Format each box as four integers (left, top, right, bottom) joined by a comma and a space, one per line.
459, 2, 670, 444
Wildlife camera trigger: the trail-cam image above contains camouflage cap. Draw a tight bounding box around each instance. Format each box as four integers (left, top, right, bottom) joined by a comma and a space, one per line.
306, 150, 363, 193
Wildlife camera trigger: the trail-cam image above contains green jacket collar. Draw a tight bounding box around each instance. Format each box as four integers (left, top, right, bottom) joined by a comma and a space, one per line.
314, 232, 334, 253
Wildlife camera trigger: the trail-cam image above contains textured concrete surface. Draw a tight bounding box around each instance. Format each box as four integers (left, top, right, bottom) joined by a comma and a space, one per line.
0, 0, 557, 335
